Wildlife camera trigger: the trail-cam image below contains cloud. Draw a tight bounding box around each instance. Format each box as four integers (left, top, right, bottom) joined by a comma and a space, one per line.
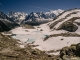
0, 3, 2, 6
28, 6, 51, 10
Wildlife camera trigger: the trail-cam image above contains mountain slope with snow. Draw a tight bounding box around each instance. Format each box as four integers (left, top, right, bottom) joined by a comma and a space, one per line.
49, 8, 80, 32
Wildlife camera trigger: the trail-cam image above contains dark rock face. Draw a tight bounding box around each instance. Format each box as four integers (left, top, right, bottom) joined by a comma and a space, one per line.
0, 12, 19, 32
76, 43, 80, 56
0, 20, 11, 31
0, 12, 14, 22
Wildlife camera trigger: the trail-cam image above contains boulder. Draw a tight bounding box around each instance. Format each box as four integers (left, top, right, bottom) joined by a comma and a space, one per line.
59, 22, 78, 32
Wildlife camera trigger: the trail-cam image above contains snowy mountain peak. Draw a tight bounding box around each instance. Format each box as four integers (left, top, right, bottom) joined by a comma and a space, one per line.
0, 12, 18, 32
22, 9, 64, 25
8, 12, 28, 24
49, 9, 64, 16
8, 9, 64, 24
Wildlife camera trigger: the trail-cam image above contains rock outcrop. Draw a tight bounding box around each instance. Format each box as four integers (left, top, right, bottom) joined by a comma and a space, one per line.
60, 43, 80, 59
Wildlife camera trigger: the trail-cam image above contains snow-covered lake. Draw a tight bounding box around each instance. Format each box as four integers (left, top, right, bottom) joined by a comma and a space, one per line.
11, 27, 50, 43
10, 24, 80, 52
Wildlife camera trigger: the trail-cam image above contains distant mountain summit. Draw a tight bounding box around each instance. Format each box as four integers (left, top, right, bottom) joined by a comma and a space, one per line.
8, 12, 28, 24
45, 9, 64, 16
22, 9, 64, 25
0, 12, 14, 22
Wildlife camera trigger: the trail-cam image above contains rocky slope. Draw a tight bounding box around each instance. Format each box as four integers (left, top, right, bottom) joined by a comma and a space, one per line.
0, 33, 60, 60
60, 43, 80, 60
0, 33, 80, 60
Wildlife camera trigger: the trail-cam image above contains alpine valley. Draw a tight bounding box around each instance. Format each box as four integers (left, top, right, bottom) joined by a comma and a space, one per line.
0, 8, 80, 60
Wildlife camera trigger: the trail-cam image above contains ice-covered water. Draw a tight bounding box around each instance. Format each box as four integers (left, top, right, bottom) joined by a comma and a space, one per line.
11, 34, 48, 43
11, 27, 50, 43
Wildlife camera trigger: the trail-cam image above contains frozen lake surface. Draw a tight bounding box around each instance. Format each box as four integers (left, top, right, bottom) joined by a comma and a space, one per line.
11, 24, 80, 51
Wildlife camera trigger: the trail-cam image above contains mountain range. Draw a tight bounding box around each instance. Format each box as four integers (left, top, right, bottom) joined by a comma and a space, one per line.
0, 8, 80, 32
0, 9, 64, 32
8, 9, 64, 25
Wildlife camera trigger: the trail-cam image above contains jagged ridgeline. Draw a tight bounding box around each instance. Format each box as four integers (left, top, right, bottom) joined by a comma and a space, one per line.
7, 9, 64, 26
49, 8, 80, 32
0, 12, 19, 32
22, 9, 64, 25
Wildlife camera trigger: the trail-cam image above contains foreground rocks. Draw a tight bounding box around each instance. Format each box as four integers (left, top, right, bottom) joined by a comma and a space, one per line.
0, 33, 58, 60
60, 43, 80, 60
0, 33, 80, 60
